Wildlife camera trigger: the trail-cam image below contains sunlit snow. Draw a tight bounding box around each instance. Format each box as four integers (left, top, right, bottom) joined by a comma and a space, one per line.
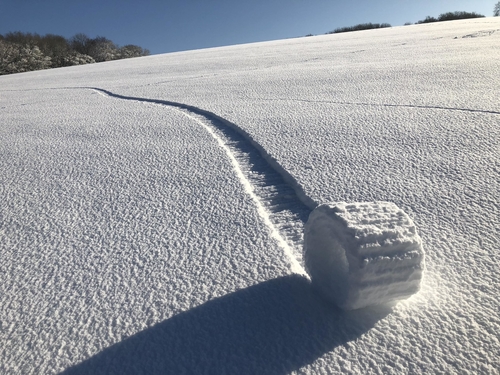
1, 18, 499, 374
304, 201, 424, 310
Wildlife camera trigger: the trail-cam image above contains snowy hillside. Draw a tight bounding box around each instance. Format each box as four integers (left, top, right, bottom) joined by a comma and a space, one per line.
1, 18, 499, 374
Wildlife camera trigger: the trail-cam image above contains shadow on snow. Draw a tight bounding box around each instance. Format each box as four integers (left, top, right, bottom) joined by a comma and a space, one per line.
62, 274, 391, 375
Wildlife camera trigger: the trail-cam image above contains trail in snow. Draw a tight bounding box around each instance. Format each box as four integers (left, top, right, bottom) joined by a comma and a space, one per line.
90, 88, 312, 275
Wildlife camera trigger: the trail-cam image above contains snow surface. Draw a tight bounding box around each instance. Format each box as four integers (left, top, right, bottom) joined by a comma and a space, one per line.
304, 202, 424, 310
1, 18, 499, 374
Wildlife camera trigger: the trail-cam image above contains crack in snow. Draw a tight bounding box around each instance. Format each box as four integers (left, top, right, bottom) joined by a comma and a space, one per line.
249, 97, 500, 115
88, 88, 311, 276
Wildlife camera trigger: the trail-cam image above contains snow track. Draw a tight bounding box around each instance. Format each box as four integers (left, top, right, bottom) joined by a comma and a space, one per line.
89, 88, 312, 275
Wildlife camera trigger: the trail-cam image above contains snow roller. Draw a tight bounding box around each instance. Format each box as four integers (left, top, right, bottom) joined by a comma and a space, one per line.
304, 202, 424, 310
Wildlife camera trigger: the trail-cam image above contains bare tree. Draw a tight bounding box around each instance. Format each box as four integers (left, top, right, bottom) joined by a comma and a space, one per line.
38, 34, 70, 67
494, 1, 500, 16
87, 36, 118, 62
3, 31, 41, 48
118, 44, 150, 59
70, 33, 91, 55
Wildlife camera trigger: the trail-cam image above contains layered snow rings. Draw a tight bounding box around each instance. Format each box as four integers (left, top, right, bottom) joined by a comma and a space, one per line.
304, 202, 424, 310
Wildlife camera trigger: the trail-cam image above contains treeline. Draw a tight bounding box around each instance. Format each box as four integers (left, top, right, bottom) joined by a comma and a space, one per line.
317, 10, 487, 37
0, 32, 150, 76
327, 23, 391, 34
414, 11, 484, 25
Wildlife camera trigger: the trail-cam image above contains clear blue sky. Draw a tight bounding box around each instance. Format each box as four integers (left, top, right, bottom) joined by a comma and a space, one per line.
0, 0, 496, 55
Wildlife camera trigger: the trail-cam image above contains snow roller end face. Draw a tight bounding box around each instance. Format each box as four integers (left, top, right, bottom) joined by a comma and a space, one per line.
303, 202, 424, 310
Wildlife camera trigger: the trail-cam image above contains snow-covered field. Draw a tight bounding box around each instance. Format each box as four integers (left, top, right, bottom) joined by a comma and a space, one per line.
1, 18, 499, 374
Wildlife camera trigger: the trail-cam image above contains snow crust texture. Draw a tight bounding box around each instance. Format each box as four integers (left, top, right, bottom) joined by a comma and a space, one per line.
304, 202, 424, 310
91, 87, 312, 273
1, 18, 499, 375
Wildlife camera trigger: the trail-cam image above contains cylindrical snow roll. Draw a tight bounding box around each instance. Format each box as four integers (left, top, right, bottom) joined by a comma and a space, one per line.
304, 202, 424, 310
